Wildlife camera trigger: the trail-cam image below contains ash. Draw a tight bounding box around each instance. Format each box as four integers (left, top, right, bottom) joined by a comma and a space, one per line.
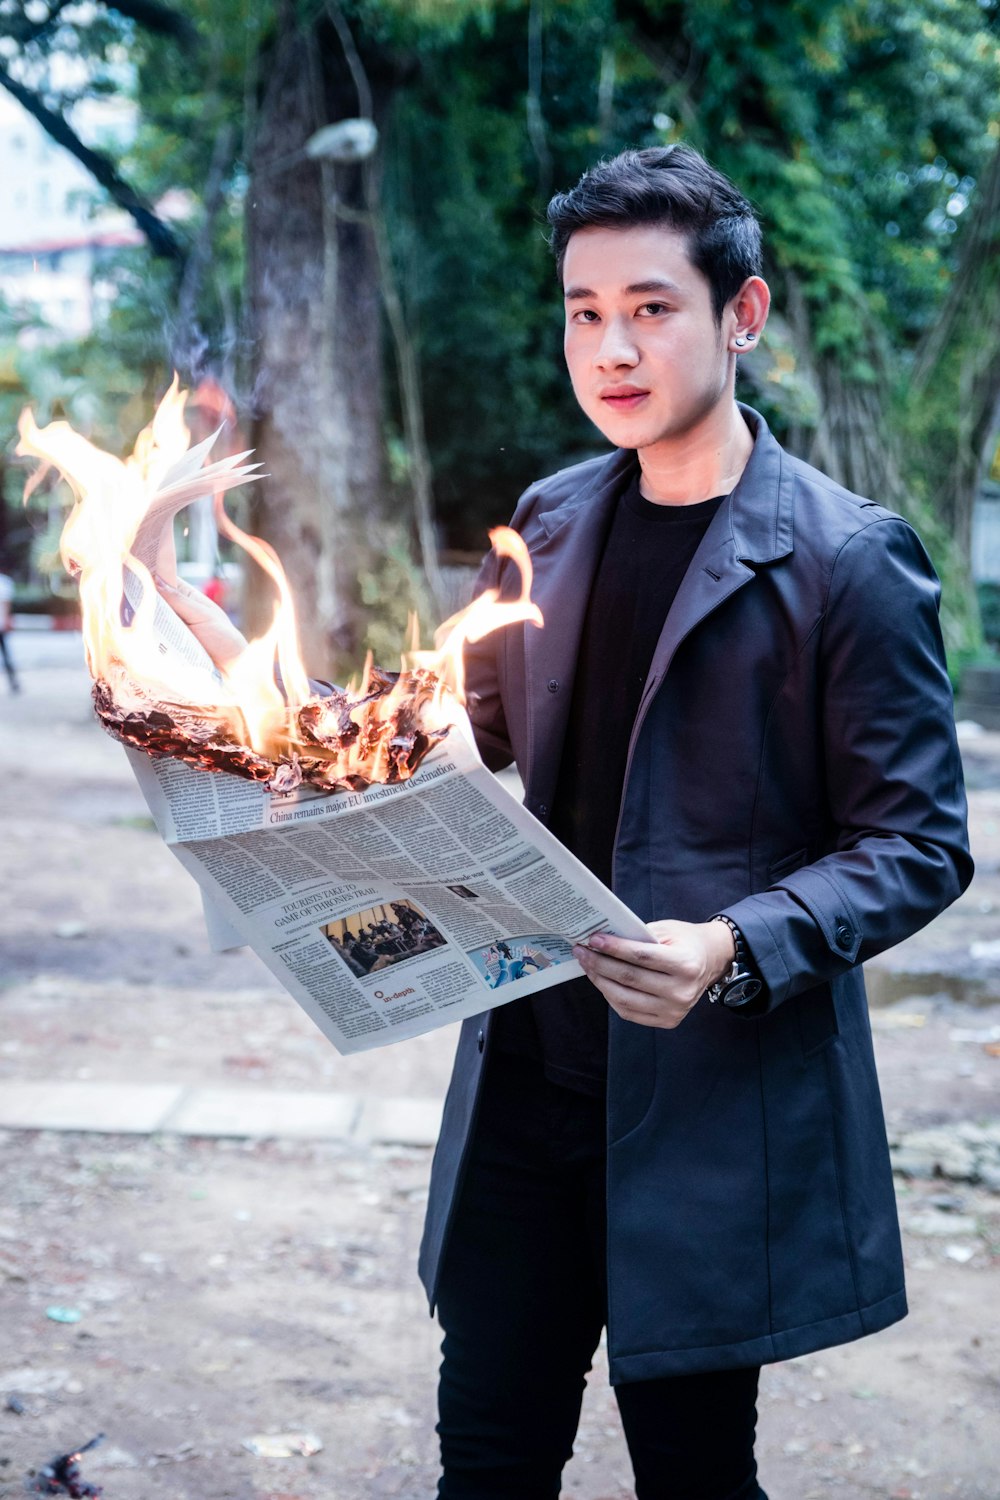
92, 664, 450, 794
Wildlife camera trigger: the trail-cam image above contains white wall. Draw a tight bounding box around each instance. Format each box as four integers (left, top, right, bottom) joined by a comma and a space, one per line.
972, 486, 1000, 584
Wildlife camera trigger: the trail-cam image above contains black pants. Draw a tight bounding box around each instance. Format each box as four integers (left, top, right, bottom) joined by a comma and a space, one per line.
436, 1051, 767, 1500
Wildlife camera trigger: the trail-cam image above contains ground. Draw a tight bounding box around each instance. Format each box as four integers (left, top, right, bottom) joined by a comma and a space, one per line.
1, 632, 998, 1500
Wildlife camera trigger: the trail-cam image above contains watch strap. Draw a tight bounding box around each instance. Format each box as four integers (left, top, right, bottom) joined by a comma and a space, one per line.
707, 915, 763, 1008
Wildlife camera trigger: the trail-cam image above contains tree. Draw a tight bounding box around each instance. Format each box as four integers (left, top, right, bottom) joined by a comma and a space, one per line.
603, 0, 999, 653
0, 0, 189, 259
4, 0, 998, 672
1, 0, 482, 672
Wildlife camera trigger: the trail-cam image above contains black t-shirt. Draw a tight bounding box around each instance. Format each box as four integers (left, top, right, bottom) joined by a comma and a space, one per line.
493, 470, 727, 1094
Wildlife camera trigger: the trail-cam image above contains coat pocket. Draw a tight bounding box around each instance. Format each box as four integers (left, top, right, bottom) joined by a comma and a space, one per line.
768, 847, 808, 884
794, 981, 839, 1058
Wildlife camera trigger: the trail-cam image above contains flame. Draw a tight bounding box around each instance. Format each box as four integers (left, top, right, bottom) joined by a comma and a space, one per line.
16, 380, 543, 789
17, 376, 219, 709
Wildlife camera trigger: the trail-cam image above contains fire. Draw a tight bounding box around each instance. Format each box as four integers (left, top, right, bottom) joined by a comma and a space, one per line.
16, 379, 542, 792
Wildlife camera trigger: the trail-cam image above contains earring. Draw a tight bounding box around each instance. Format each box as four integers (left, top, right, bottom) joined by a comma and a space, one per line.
734, 336, 748, 348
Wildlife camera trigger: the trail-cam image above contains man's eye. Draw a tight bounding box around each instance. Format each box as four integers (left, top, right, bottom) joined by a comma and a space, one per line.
572, 309, 600, 323
638, 302, 668, 316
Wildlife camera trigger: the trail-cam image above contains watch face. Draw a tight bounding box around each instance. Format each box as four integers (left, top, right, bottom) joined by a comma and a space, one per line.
721, 976, 763, 1008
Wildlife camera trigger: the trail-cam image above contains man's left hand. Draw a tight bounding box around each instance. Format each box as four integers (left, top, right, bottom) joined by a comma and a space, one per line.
572, 920, 735, 1029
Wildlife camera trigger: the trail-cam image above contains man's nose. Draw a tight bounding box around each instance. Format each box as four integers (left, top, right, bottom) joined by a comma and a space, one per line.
594, 318, 639, 369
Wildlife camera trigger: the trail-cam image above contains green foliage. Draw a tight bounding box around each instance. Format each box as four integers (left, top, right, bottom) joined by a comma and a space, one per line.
357, 523, 437, 669
3, 0, 997, 663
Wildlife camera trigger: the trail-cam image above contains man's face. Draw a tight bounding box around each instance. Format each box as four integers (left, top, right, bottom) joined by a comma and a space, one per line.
562, 224, 730, 452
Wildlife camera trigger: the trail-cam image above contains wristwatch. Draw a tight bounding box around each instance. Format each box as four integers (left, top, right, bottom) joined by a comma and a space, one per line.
707, 916, 764, 1009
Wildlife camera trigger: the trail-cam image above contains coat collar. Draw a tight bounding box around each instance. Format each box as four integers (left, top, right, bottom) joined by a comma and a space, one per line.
536, 403, 793, 565
727, 403, 794, 565
520, 405, 793, 805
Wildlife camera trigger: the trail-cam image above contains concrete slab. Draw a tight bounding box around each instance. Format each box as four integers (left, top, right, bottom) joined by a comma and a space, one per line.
357, 1095, 444, 1147
161, 1086, 360, 1139
0, 1080, 446, 1145
0, 1081, 183, 1134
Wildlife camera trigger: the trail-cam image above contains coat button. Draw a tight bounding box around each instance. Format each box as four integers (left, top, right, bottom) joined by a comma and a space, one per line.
537, 803, 548, 818
477, 1029, 485, 1054
835, 921, 853, 950
547, 679, 559, 693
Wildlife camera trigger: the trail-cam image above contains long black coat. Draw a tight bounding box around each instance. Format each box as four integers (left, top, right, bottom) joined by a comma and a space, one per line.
419, 406, 973, 1381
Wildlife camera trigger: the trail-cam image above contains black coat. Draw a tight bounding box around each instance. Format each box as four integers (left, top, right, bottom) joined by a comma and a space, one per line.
419, 406, 973, 1380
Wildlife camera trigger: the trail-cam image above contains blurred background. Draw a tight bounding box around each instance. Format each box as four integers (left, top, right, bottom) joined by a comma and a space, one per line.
2, 7, 1000, 1496
0, 0, 998, 695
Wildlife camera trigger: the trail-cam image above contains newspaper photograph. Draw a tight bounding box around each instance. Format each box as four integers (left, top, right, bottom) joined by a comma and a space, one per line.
127, 728, 653, 1055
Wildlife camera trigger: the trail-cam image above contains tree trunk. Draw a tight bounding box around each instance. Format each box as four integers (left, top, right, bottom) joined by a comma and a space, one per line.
776, 270, 981, 658
244, 6, 385, 678
777, 273, 910, 511
909, 143, 1000, 563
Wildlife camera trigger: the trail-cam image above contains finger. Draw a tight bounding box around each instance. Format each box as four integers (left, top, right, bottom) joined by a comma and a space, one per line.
598, 977, 686, 1029
574, 946, 671, 998
584, 932, 681, 970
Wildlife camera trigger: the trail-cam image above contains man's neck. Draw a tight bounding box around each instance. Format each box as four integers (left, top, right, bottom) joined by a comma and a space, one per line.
637, 402, 753, 506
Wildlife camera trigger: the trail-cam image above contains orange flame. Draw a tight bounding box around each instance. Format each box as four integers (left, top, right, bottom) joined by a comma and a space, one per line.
16, 380, 542, 782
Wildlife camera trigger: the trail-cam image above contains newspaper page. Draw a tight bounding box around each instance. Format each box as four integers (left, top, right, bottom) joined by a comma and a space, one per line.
126, 726, 654, 1055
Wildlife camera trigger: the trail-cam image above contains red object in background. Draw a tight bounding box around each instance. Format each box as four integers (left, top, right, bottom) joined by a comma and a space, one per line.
203, 575, 227, 609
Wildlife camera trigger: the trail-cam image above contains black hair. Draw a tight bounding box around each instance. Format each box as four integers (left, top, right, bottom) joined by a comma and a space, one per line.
546, 145, 762, 323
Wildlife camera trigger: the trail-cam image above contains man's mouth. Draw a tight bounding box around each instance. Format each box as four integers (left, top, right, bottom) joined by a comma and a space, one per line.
600, 387, 649, 410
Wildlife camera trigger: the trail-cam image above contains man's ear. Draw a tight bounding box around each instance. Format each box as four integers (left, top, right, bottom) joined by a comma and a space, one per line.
728, 276, 771, 350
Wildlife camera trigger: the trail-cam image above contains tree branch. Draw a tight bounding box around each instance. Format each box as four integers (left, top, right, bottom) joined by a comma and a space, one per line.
525, 0, 552, 201
173, 121, 236, 366
0, 63, 186, 262
7, 0, 74, 47
101, 0, 197, 45
911, 143, 1000, 408
4, 0, 195, 47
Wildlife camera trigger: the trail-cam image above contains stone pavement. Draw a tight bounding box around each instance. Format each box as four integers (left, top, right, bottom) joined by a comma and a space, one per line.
0, 1079, 443, 1144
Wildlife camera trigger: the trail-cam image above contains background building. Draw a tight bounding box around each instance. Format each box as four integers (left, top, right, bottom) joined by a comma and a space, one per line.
0, 89, 141, 340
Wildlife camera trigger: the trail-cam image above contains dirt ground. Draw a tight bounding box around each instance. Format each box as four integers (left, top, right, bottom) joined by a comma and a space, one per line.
1, 635, 999, 1500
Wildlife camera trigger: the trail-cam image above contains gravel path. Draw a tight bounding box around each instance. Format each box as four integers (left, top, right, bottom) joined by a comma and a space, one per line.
1, 634, 998, 1499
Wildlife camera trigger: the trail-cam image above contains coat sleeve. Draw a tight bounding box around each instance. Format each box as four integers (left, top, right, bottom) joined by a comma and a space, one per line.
459, 481, 543, 773
462, 544, 515, 771
720, 514, 974, 1012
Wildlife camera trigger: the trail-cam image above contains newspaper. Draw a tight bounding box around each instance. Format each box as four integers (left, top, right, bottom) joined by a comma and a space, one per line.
80, 419, 654, 1053
126, 726, 653, 1055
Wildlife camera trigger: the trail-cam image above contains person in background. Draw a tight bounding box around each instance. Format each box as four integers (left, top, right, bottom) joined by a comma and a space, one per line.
0, 569, 20, 694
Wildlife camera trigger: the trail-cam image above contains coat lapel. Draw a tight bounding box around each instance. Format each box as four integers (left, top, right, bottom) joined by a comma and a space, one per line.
521, 448, 635, 802
518, 406, 794, 805
632, 406, 794, 729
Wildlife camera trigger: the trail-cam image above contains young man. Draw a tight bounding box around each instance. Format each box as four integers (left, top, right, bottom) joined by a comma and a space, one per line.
418, 145, 973, 1499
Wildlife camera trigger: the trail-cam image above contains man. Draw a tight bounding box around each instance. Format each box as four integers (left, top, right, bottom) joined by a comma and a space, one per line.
417, 145, 973, 1499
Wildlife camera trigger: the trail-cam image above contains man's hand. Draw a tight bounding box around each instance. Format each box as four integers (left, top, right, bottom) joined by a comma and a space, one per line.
154, 574, 248, 671
572, 920, 735, 1030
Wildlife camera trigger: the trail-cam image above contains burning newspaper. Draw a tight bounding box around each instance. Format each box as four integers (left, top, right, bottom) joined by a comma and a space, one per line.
18, 382, 652, 1054
128, 727, 652, 1053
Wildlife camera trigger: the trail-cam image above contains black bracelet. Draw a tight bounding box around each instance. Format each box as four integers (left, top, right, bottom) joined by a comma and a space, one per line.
712, 914, 745, 966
